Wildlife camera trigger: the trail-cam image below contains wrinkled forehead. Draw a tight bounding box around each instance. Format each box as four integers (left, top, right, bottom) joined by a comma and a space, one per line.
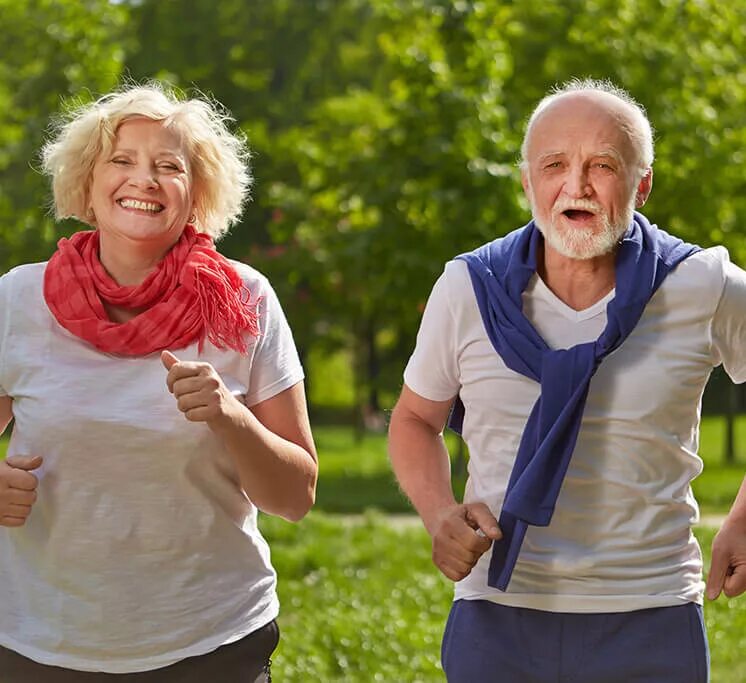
525, 92, 640, 164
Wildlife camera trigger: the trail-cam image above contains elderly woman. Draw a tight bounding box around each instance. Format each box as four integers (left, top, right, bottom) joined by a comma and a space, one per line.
0, 84, 317, 681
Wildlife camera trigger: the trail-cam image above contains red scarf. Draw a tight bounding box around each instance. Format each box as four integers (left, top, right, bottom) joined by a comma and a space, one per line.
43, 225, 260, 356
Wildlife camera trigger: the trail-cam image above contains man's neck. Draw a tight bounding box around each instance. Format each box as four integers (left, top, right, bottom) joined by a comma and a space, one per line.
538, 244, 617, 311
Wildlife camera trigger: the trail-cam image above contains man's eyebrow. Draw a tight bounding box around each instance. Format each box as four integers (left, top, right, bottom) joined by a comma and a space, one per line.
537, 151, 564, 162
593, 149, 624, 161
535, 149, 625, 162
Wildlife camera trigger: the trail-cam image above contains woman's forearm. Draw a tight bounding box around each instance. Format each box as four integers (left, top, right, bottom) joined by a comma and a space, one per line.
208, 398, 317, 522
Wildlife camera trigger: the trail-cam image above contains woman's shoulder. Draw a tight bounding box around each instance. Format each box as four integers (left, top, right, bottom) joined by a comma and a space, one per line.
227, 259, 274, 296
0, 261, 47, 293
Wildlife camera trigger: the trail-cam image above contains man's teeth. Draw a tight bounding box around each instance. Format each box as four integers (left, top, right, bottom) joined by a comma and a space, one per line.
118, 199, 163, 213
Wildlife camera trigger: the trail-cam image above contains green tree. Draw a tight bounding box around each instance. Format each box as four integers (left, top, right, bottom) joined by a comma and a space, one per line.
2, 0, 743, 426
0, 0, 129, 272
265, 0, 522, 425
261, 0, 746, 418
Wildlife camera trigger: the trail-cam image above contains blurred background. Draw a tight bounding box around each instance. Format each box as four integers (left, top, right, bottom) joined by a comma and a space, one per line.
1, 1, 745, 679
1, 0, 745, 434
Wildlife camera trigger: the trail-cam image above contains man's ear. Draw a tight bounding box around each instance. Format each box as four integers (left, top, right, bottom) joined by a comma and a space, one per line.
521, 167, 530, 197
635, 167, 653, 207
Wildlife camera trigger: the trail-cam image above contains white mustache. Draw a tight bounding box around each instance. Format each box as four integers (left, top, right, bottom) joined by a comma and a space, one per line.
552, 198, 605, 215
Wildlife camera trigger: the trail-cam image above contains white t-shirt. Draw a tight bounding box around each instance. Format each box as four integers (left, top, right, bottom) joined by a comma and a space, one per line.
404, 246, 746, 613
0, 260, 304, 672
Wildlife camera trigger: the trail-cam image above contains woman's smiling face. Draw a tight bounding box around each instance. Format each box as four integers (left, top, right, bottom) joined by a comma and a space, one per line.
89, 117, 194, 253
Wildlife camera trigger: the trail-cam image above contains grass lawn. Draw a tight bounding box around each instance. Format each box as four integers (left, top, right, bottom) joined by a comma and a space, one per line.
259, 511, 449, 681
311, 417, 743, 516
1, 417, 745, 680
261, 513, 746, 682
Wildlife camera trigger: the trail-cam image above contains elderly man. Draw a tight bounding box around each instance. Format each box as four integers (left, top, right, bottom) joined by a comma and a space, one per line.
388, 79, 746, 682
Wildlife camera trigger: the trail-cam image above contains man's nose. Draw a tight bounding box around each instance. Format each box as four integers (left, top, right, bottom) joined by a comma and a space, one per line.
564, 166, 591, 198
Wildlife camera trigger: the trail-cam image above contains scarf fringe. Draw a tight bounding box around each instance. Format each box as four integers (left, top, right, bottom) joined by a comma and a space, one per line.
193, 261, 260, 354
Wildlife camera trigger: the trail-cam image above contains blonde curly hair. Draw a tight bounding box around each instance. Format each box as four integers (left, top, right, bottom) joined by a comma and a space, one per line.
41, 82, 252, 240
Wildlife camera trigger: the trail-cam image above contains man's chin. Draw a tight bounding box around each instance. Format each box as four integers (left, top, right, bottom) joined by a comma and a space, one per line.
535, 212, 633, 260
545, 228, 619, 260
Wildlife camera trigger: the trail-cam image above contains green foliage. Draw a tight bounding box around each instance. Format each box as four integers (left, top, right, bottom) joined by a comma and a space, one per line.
313, 426, 464, 513
260, 512, 450, 681
0, 0, 129, 271
260, 0, 523, 403
261, 514, 746, 682
1, 0, 745, 417
307, 348, 356, 409
694, 414, 746, 512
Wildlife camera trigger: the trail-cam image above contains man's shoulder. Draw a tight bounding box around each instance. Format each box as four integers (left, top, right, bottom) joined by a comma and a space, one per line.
659, 245, 730, 308
672, 245, 730, 278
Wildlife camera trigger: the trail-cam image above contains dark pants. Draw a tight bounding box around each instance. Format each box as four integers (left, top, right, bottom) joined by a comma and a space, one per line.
0, 620, 279, 682
442, 599, 709, 682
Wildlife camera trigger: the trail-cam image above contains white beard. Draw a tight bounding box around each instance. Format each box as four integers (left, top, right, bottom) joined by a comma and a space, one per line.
531, 195, 636, 260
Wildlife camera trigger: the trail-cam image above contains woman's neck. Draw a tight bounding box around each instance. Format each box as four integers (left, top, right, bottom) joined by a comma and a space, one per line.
97, 234, 176, 322
97, 234, 172, 286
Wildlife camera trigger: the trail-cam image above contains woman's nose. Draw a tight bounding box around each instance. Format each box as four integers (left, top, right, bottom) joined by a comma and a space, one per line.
128, 166, 159, 189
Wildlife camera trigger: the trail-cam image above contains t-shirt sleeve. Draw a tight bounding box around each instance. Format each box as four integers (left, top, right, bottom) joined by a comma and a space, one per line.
712, 256, 746, 384
244, 277, 305, 407
403, 261, 463, 401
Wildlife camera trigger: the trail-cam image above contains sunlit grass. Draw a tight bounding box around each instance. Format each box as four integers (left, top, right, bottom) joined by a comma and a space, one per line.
261, 511, 449, 681
1, 417, 744, 681
262, 514, 746, 682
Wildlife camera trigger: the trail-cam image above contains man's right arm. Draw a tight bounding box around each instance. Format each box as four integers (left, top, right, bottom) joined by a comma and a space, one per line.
388, 384, 501, 581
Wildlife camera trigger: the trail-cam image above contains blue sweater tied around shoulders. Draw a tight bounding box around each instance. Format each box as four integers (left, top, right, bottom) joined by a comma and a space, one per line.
448, 211, 700, 590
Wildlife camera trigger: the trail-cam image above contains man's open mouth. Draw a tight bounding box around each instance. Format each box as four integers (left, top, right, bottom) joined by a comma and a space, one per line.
563, 209, 595, 220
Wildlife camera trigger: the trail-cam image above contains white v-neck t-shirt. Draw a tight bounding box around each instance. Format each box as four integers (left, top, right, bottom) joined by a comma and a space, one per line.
0, 260, 304, 672
404, 246, 746, 613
